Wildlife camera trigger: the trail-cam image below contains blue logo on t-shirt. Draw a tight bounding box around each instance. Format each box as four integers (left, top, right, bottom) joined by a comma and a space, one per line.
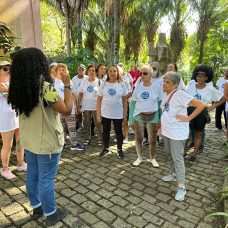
194, 93, 201, 100
87, 86, 94, 92
108, 88, 116, 96
141, 91, 149, 100
60, 86, 64, 92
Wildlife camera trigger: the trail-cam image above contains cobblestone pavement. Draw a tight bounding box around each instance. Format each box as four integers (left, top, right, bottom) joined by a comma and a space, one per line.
0, 120, 227, 228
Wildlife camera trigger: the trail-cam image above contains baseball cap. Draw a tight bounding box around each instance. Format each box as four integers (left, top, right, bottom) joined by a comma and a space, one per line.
0, 60, 11, 66
49, 62, 58, 69
78, 64, 86, 69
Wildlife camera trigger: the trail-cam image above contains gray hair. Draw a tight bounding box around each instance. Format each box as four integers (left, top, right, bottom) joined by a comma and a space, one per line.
163, 71, 180, 85
140, 64, 153, 77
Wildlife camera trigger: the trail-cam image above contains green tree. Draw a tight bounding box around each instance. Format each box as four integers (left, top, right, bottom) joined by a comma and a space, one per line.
189, 0, 228, 63
169, 0, 188, 62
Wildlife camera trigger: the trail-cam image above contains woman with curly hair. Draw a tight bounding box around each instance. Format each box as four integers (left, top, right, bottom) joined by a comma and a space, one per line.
186, 64, 226, 163
0, 60, 26, 180
8, 48, 72, 226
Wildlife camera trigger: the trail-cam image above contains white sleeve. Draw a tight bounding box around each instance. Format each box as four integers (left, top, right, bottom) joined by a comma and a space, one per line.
178, 78, 185, 90
128, 73, 133, 83
178, 90, 194, 107
211, 87, 223, 102
158, 85, 163, 101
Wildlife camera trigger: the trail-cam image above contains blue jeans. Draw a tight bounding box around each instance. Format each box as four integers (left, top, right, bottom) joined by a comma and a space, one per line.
25, 150, 61, 216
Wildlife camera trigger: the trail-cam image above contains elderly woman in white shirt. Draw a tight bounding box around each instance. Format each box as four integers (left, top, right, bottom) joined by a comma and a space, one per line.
129, 65, 162, 167
161, 71, 206, 201
77, 64, 102, 145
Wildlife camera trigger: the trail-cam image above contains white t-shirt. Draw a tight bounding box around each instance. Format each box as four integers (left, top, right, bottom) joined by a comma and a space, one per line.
186, 80, 213, 91
54, 78, 75, 114
161, 90, 193, 140
152, 77, 163, 86
216, 77, 227, 94
132, 83, 163, 117
97, 81, 128, 119
123, 73, 133, 85
0, 93, 19, 132
78, 78, 99, 111
72, 75, 88, 95
186, 83, 223, 104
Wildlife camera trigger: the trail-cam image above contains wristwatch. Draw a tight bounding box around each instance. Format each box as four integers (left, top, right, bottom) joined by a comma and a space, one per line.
64, 85, 72, 90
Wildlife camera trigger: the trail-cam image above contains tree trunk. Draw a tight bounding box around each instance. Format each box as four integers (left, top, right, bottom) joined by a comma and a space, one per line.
63, 0, 71, 56
198, 40, 204, 64
113, 0, 120, 64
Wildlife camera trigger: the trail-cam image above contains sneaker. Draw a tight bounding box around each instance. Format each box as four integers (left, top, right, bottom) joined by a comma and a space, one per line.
133, 158, 143, 166
175, 186, 186, 201
84, 139, 90, 145
123, 138, 129, 144
32, 206, 43, 220
189, 155, 196, 163
162, 174, 176, 182
143, 138, 149, 146
198, 145, 204, 154
17, 163, 27, 172
188, 142, 194, 148
114, 138, 117, 142
46, 207, 68, 226
97, 140, 103, 146
99, 148, 109, 157
71, 144, 85, 151
150, 159, 159, 168
1, 168, 16, 180
129, 128, 134, 135
117, 150, 125, 159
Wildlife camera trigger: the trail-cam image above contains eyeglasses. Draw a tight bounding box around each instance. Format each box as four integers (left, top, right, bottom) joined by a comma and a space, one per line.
0, 66, 10, 72
140, 72, 149, 76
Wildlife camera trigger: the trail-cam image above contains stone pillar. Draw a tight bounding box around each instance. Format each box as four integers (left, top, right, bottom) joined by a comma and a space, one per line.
147, 33, 171, 75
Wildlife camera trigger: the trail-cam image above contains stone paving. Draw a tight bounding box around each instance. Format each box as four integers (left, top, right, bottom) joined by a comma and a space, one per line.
0, 119, 227, 228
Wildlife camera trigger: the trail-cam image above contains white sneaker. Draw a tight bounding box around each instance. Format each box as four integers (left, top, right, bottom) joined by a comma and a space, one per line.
123, 138, 129, 144
133, 158, 143, 166
162, 174, 176, 182
175, 186, 186, 201
150, 159, 159, 168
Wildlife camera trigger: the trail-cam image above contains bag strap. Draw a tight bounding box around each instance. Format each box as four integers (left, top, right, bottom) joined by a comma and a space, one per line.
162, 89, 177, 112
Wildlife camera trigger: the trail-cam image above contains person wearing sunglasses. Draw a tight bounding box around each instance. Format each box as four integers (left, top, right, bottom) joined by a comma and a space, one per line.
0, 60, 27, 180
129, 65, 162, 167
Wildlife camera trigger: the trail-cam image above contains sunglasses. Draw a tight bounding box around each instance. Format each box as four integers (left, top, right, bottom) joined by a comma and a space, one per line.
0, 66, 10, 72
140, 72, 149, 76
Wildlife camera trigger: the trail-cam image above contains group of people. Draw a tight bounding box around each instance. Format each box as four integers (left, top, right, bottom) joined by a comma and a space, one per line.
0, 47, 227, 226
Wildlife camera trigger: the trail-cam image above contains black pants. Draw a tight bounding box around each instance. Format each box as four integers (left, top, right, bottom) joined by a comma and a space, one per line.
215, 103, 227, 129
102, 117, 123, 150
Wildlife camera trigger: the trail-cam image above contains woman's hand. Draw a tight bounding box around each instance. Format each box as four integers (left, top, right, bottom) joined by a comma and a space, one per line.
207, 106, 213, 112
176, 115, 190, 122
156, 127, 162, 137
61, 72, 71, 86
